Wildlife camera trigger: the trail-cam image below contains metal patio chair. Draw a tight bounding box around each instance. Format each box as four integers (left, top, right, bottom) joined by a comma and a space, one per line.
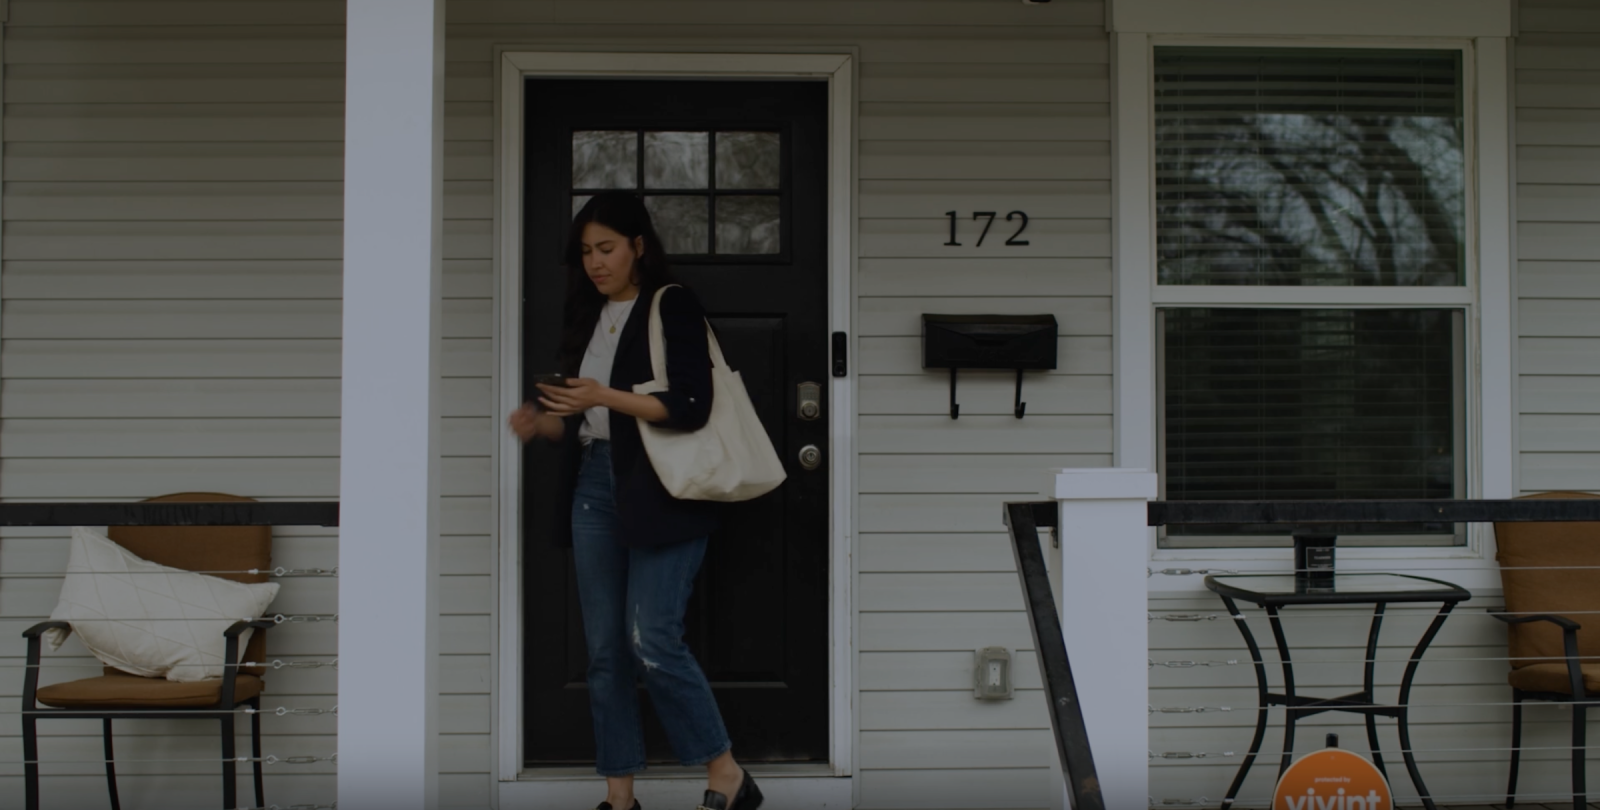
21, 492, 274, 810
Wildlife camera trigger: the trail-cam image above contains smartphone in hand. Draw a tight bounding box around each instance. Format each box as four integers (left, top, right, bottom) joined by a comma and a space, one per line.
533, 373, 568, 389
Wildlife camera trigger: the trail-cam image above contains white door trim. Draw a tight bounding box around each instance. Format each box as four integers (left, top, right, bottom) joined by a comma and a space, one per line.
491, 50, 858, 790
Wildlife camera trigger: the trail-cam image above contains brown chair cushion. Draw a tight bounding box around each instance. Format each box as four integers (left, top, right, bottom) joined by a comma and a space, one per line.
1508, 662, 1600, 696
1495, 491, 1600, 669
106, 492, 272, 676
36, 672, 263, 709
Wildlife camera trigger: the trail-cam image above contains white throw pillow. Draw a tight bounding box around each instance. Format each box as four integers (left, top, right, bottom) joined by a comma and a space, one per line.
45, 526, 280, 682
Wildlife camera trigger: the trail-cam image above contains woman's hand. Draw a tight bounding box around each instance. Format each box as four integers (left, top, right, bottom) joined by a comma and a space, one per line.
508, 403, 563, 443
537, 378, 672, 423
536, 378, 611, 416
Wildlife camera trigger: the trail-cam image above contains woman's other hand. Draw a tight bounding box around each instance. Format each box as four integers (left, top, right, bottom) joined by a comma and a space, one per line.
508, 403, 563, 443
537, 377, 610, 416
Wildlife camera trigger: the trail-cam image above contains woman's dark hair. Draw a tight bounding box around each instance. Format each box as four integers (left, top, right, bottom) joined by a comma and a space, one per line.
558, 191, 676, 376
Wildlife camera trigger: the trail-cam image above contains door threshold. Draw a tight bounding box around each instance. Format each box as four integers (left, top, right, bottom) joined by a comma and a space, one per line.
503, 767, 852, 808
518, 762, 837, 781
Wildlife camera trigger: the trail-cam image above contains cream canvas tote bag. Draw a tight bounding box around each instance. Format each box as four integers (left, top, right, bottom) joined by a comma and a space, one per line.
632, 285, 787, 502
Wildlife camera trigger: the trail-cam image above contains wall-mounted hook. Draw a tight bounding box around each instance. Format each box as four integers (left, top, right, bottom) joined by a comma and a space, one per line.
949, 368, 961, 419
1014, 369, 1026, 419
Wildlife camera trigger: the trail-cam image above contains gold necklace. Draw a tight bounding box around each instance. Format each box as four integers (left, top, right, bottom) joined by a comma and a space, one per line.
604, 301, 628, 334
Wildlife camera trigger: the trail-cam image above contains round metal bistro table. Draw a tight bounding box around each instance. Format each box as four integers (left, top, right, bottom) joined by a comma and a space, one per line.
1202, 573, 1472, 810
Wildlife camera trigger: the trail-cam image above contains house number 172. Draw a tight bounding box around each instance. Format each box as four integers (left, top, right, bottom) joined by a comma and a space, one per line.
944, 210, 1030, 247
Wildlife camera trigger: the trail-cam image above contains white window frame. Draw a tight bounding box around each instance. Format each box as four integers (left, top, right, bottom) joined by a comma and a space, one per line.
1111, 12, 1515, 591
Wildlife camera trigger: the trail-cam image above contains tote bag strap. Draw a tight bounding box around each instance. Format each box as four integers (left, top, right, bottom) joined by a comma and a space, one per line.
646, 284, 728, 387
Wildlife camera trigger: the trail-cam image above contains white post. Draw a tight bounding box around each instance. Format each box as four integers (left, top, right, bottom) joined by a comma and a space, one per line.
1050, 469, 1156, 808
339, 1, 444, 808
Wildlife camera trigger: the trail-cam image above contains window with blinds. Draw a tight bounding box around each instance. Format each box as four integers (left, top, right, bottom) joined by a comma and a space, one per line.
1154, 47, 1466, 287
1160, 308, 1466, 545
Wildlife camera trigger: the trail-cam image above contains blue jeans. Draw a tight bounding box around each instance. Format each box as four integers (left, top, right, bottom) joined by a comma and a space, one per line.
571, 440, 731, 776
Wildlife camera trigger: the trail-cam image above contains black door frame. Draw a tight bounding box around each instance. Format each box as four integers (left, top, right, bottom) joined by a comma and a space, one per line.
491, 52, 858, 790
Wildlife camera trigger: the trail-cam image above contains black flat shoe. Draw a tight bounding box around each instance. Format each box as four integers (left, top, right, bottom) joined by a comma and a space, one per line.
596, 802, 640, 810
697, 768, 762, 810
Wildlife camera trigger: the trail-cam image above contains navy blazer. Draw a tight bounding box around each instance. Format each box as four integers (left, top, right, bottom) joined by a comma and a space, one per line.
552, 284, 720, 548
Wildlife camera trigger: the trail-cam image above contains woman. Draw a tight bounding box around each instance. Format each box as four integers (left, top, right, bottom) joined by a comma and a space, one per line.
508, 191, 761, 810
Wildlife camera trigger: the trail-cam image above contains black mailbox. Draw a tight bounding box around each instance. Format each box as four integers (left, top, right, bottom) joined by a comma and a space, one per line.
922, 314, 1057, 419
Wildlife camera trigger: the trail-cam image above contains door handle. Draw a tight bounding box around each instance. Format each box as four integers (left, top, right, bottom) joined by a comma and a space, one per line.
798, 444, 822, 471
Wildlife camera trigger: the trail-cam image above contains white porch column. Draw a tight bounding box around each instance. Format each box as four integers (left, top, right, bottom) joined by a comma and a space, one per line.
1050, 469, 1156, 808
339, 1, 445, 808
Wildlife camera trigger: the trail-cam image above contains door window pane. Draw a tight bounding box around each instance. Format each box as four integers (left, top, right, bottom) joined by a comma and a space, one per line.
1155, 48, 1465, 286
644, 132, 709, 189
644, 196, 709, 254
1161, 307, 1464, 543
572, 131, 637, 189
716, 132, 781, 190
716, 196, 781, 255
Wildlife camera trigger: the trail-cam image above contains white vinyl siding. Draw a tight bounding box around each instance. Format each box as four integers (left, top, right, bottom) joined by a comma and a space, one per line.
1517, 0, 1600, 494
0, 1, 1111, 808
1148, 1, 1600, 803
0, 1, 489, 807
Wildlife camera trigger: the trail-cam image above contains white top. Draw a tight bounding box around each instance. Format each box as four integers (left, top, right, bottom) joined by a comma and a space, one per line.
577, 297, 637, 444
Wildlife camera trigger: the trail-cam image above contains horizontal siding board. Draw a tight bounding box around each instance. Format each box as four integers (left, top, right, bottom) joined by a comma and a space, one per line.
860, 651, 1044, 691
858, 415, 1111, 455
859, 180, 1110, 220
860, 142, 1110, 182
1518, 260, 1600, 298
1517, 144, 1600, 184
0, 377, 491, 419
859, 335, 1111, 376
860, 689, 1049, 731
856, 768, 1053, 810
1517, 183, 1600, 221
1, 337, 491, 378
1520, 374, 1600, 413
1, 259, 489, 300
859, 534, 1016, 575
860, 611, 1035, 653
859, 573, 1025, 612
1516, 32, 1600, 70
859, 454, 1107, 494
442, 1, 1105, 28
859, 729, 1054, 770
860, 295, 1109, 336
0, 299, 488, 340
1516, 107, 1600, 146
863, 110, 1107, 147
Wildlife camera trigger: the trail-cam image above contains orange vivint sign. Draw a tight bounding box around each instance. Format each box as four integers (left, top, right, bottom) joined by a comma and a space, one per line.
1272, 747, 1393, 810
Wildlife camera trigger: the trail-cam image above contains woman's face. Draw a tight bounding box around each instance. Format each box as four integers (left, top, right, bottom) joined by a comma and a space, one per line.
580, 222, 644, 300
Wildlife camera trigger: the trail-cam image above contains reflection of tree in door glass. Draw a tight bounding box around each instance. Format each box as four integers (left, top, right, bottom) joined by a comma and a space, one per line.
717, 196, 781, 254
571, 131, 637, 189
716, 132, 780, 190
643, 196, 709, 254
644, 132, 709, 189
1155, 49, 1466, 287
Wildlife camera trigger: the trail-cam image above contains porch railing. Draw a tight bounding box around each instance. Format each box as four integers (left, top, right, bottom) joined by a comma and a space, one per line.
1009, 492, 1600, 809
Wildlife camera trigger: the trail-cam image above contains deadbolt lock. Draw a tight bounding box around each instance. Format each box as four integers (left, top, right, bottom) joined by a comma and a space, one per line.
798, 444, 822, 471
797, 381, 822, 421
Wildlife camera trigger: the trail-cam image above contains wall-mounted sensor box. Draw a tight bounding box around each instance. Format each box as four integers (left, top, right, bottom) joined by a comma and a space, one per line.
973, 647, 1014, 700
921, 314, 1057, 371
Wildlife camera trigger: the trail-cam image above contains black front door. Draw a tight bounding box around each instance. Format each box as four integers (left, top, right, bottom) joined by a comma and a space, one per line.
522, 79, 831, 765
